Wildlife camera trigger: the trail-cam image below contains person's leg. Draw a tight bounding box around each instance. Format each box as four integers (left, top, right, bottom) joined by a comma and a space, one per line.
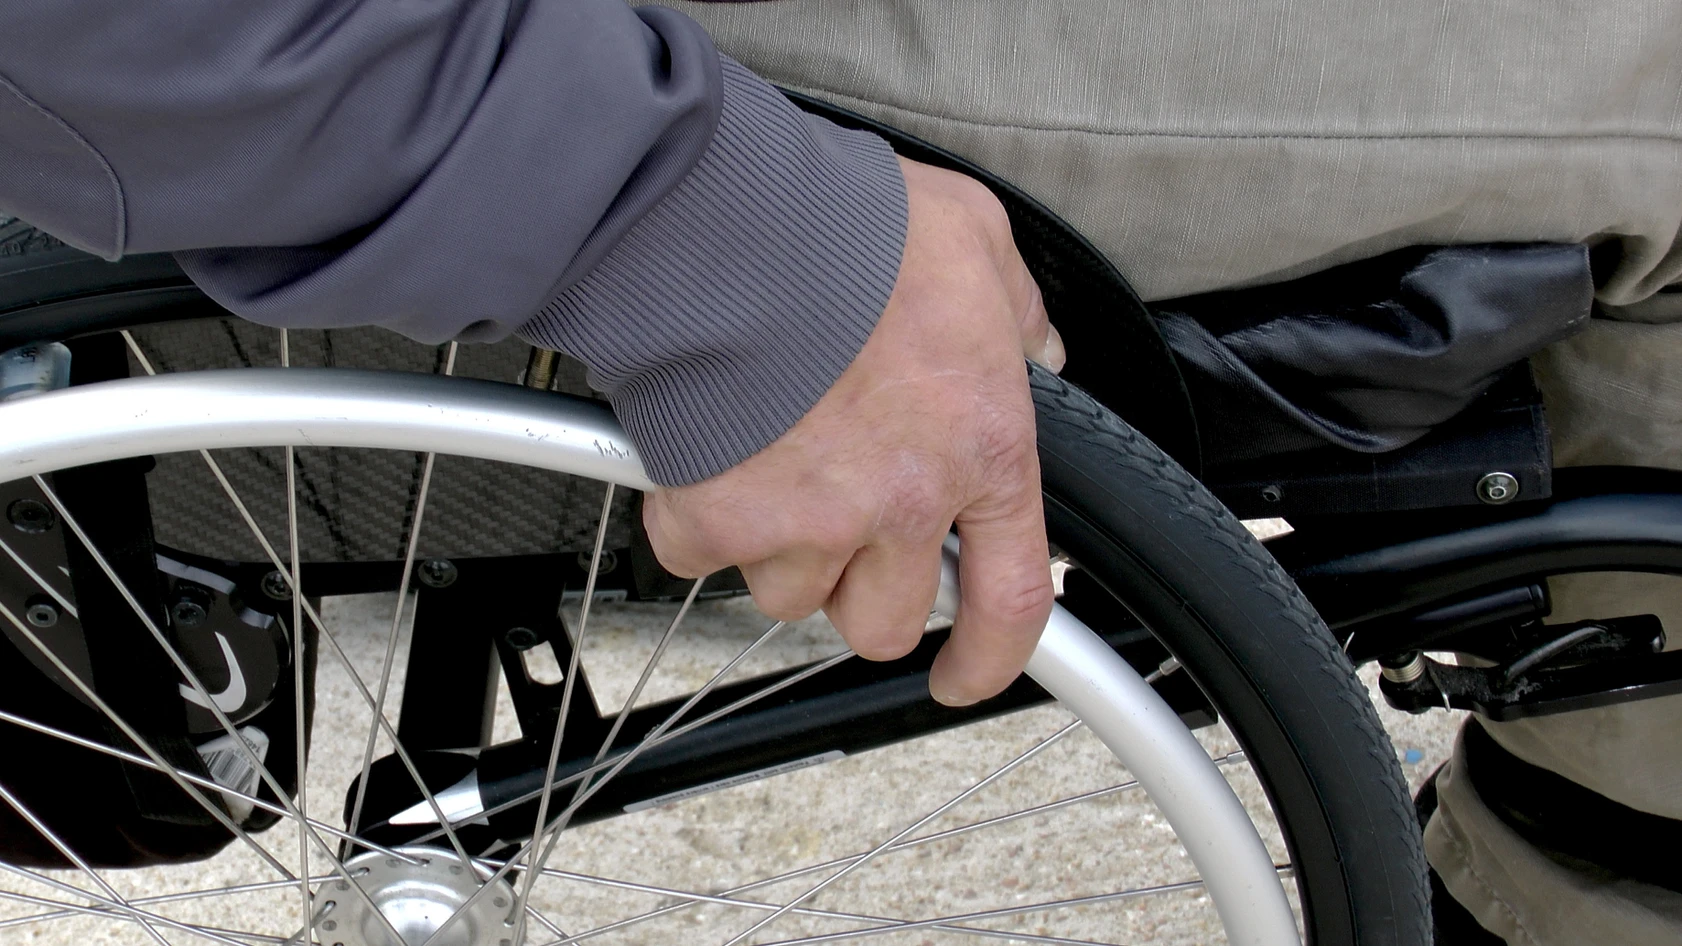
670, 0, 1682, 315
1425, 713, 1682, 946
1423, 324, 1682, 944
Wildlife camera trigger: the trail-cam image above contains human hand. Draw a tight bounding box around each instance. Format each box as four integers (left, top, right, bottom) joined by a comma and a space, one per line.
644, 156, 1064, 705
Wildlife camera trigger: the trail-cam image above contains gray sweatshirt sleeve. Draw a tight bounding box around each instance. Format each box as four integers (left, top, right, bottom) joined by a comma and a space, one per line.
0, 1, 907, 486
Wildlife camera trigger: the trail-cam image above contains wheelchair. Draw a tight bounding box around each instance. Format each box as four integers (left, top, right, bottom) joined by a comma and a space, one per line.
0, 99, 1673, 946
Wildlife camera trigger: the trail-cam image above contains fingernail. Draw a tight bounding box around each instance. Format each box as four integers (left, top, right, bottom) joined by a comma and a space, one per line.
1040, 325, 1067, 374
932, 689, 979, 707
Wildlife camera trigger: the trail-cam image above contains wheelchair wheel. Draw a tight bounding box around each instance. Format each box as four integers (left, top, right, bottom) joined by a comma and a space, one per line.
0, 233, 1426, 945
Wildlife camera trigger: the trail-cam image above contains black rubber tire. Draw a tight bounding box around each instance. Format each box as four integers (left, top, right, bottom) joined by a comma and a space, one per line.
1031, 363, 1429, 945
0, 226, 1428, 943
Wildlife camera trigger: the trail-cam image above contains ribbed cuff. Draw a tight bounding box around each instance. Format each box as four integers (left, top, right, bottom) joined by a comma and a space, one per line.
519, 57, 907, 486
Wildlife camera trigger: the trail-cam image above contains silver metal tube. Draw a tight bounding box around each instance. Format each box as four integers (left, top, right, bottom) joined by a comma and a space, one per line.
0, 368, 656, 491
1008, 582, 1301, 944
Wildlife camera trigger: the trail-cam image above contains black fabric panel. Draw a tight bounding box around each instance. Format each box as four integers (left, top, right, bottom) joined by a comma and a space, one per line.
1208, 366, 1553, 518
1158, 243, 1591, 465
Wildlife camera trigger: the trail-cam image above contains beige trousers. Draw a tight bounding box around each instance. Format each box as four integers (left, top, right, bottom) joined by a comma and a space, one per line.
666, 2, 1682, 942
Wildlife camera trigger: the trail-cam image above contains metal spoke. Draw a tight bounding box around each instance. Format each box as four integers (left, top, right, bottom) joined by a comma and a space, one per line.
517, 899, 572, 943
0, 876, 335, 934
400, 646, 852, 848
523, 614, 802, 864
25, 476, 408, 946
121, 331, 482, 872
344, 341, 474, 869
636, 649, 853, 747
742, 879, 1219, 946
0, 598, 294, 880
418, 617, 791, 946
0, 706, 424, 864
547, 719, 1087, 946
584, 576, 705, 776
484, 857, 1123, 946
504, 575, 701, 945
664, 659, 1192, 946
512, 483, 616, 944
0, 782, 174, 946
0, 870, 277, 946
883, 749, 1243, 860
552, 753, 1251, 946
717, 721, 1085, 946
281, 327, 312, 946
0, 532, 76, 618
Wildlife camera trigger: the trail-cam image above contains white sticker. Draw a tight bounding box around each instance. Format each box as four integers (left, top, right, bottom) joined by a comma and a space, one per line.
624, 751, 845, 813
196, 726, 270, 823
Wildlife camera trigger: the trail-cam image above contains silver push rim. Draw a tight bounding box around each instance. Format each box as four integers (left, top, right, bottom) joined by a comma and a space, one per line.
0, 364, 1298, 946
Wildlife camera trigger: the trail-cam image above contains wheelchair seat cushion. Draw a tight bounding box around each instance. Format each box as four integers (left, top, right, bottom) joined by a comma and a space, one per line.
1157, 243, 1592, 465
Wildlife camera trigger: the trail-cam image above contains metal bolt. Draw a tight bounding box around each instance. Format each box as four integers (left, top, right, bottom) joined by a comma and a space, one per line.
171, 598, 209, 628
7, 498, 54, 534
575, 548, 619, 575
505, 626, 540, 650
1380, 652, 1427, 684
525, 347, 560, 391
1476, 472, 1519, 505
1260, 484, 1283, 504
417, 558, 458, 589
24, 600, 58, 628
260, 570, 293, 601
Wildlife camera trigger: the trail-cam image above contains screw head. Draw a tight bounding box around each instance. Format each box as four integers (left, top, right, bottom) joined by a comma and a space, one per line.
1476, 472, 1519, 505
417, 558, 458, 589
1260, 484, 1284, 504
505, 626, 540, 650
24, 601, 58, 628
7, 498, 54, 534
171, 598, 209, 627
259, 570, 293, 601
575, 548, 619, 574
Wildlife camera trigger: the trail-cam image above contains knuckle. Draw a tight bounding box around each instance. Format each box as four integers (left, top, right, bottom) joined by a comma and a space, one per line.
878, 475, 949, 542
978, 194, 1013, 239
652, 497, 758, 568
952, 175, 1009, 230
643, 506, 701, 577
742, 564, 831, 622
971, 414, 1039, 480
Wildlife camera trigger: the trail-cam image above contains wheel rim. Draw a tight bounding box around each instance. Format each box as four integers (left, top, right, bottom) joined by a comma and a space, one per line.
0, 333, 1299, 946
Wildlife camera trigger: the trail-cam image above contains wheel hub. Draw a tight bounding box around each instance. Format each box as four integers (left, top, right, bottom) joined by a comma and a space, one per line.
315, 847, 516, 946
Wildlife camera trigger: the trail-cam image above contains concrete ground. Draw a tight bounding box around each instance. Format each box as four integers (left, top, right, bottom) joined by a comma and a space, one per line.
1, 586, 1464, 946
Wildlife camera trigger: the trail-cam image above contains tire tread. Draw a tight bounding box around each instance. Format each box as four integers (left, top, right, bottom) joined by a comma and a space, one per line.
1030, 365, 1430, 945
